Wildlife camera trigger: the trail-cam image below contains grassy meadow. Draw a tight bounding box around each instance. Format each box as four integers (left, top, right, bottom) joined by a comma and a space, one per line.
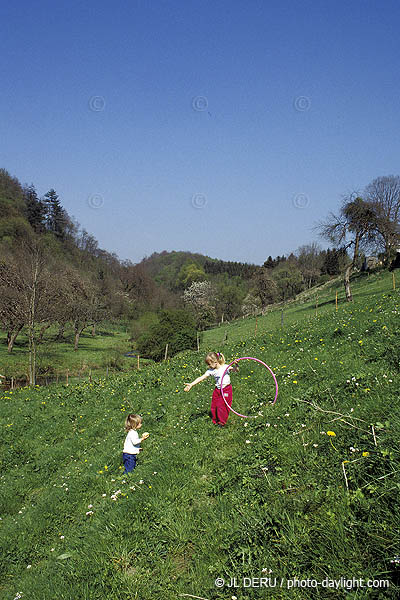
0, 322, 138, 385
1, 270, 400, 599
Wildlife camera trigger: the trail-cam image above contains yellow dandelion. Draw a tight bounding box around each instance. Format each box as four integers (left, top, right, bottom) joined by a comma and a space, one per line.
327, 431, 336, 437
362, 452, 370, 457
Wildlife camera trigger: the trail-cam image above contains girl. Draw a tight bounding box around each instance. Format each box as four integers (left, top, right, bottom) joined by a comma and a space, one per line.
184, 352, 238, 426
122, 414, 150, 473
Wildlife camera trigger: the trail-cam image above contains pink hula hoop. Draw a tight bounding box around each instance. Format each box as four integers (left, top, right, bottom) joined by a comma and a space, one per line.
220, 356, 278, 419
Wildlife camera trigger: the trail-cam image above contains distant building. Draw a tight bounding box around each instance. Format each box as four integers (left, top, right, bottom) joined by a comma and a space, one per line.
362, 256, 381, 271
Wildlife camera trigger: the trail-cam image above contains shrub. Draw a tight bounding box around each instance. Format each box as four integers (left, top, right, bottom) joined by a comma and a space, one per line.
137, 309, 197, 361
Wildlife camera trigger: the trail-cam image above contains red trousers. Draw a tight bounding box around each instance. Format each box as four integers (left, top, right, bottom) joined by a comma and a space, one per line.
211, 384, 232, 425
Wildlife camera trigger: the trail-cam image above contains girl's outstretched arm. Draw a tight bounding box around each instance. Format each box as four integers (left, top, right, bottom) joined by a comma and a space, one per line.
229, 359, 240, 373
184, 372, 209, 391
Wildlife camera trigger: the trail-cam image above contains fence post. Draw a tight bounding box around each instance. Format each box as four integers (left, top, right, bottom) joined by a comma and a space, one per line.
281, 308, 284, 328
164, 343, 169, 361
66, 369, 69, 386
393, 272, 396, 290
254, 317, 258, 337
137, 355, 140, 370
335, 290, 338, 312
197, 332, 200, 352
11, 377, 14, 390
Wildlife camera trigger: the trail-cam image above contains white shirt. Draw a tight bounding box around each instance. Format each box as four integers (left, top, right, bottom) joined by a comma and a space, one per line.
123, 429, 141, 454
205, 364, 231, 389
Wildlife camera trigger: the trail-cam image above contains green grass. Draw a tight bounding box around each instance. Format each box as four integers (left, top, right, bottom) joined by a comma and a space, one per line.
202, 269, 396, 349
1, 270, 400, 599
0, 322, 146, 383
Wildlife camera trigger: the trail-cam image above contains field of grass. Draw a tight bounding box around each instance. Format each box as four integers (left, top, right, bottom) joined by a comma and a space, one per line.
202, 270, 397, 349
1, 270, 399, 599
0, 322, 140, 384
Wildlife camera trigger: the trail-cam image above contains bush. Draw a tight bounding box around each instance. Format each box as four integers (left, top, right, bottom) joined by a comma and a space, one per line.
129, 311, 159, 343
137, 309, 197, 361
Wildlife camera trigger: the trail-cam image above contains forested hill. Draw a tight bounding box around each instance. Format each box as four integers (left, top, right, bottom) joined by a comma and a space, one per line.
0, 167, 351, 349
140, 250, 259, 291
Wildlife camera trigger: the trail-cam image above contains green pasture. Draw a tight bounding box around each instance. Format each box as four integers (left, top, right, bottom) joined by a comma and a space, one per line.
202, 269, 396, 349
0, 322, 140, 383
0, 270, 400, 599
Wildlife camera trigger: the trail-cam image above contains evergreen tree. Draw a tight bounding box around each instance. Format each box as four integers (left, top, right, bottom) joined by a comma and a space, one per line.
44, 188, 67, 239
263, 256, 275, 269
24, 185, 46, 233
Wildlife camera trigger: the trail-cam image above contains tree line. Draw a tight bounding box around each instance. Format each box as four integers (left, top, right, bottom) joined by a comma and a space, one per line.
1, 169, 399, 368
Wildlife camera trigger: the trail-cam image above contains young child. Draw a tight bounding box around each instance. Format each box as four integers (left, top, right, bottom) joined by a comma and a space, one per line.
184, 352, 238, 426
122, 414, 150, 473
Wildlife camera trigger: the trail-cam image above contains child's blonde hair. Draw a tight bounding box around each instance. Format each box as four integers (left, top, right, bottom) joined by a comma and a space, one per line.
125, 414, 142, 431
205, 351, 225, 366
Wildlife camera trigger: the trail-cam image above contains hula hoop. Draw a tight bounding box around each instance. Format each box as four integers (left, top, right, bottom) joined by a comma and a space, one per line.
220, 356, 278, 419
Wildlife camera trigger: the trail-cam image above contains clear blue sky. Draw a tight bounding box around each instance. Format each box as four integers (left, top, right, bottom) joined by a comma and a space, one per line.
1, 0, 399, 265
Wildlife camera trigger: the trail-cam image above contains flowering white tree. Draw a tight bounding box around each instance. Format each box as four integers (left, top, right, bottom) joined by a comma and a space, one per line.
183, 280, 216, 329
241, 291, 262, 317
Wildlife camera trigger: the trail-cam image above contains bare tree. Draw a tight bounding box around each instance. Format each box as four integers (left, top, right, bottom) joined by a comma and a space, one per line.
364, 175, 400, 263
0, 262, 25, 352
0, 240, 61, 383
296, 243, 323, 288
318, 195, 378, 301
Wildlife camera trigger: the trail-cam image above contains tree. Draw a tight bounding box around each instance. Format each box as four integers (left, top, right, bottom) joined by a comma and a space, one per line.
215, 281, 247, 321
43, 189, 68, 239
177, 262, 207, 289
0, 169, 32, 243
272, 262, 304, 301
321, 248, 346, 276
183, 280, 216, 329
0, 240, 62, 383
0, 261, 25, 353
23, 185, 46, 233
59, 268, 103, 351
253, 268, 279, 307
263, 256, 275, 270
241, 291, 262, 317
318, 195, 378, 301
364, 175, 400, 264
137, 309, 197, 361
296, 243, 323, 288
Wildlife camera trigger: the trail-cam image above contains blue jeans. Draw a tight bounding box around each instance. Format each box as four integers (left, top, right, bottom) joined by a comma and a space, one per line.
123, 453, 137, 473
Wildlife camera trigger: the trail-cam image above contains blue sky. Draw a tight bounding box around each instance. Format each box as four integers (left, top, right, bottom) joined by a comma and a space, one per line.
1, 0, 399, 265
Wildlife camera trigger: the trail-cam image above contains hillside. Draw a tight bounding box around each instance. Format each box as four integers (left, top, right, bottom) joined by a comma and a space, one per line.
140, 250, 259, 290
1, 270, 399, 599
